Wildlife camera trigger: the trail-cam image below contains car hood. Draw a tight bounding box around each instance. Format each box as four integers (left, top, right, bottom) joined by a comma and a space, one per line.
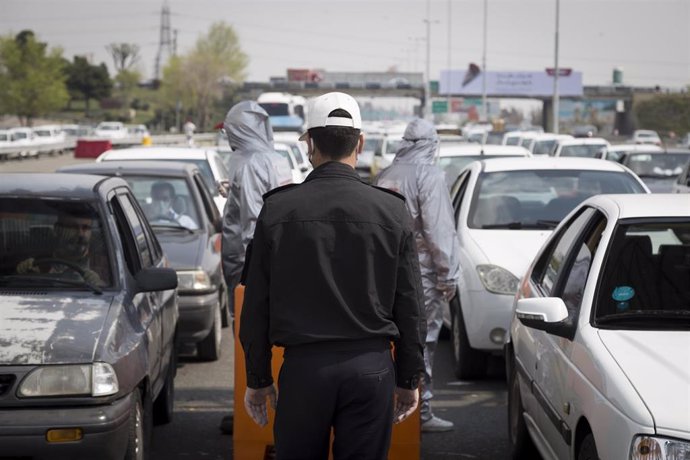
155, 229, 205, 268
467, 229, 552, 278
0, 294, 114, 365
598, 329, 690, 436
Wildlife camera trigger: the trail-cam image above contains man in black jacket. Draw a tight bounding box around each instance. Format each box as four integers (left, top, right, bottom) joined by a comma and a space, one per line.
240, 92, 427, 459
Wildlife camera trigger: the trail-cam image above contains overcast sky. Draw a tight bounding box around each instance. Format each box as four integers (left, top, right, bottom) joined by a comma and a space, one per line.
3, 0, 689, 89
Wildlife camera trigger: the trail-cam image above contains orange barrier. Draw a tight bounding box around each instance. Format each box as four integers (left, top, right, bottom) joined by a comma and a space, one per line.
233, 285, 420, 460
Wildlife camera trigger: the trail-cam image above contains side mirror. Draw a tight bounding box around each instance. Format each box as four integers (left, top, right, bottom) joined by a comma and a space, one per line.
136, 267, 178, 292
516, 297, 576, 340
217, 180, 230, 198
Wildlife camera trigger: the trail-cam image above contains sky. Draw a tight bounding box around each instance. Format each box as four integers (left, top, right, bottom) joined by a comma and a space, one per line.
3, 0, 689, 90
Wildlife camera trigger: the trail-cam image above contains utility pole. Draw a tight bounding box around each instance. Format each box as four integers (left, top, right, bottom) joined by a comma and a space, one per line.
424, 0, 432, 119
482, 0, 488, 121
154, 1, 173, 81
447, 0, 452, 115
552, 0, 560, 133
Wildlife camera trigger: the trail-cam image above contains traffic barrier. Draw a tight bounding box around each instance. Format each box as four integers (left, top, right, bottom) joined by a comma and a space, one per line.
74, 139, 112, 158
233, 285, 420, 460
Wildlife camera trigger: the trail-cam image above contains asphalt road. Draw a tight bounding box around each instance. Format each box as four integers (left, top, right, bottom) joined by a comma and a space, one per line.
4, 153, 514, 460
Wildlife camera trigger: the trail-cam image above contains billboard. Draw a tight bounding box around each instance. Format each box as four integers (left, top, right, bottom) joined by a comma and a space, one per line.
439, 70, 583, 97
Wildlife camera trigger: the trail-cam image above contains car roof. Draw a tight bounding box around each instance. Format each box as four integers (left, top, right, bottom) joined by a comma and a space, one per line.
98, 147, 214, 161
58, 160, 198, 178
439, 144, 530, 157
585, 194, 690, 219
534, 133, 573, 141
0, 173, 125, 199
607, 144, 663, 152
558, 138, 610, 146
479, 156, 632, 173
625, 149, 690, 156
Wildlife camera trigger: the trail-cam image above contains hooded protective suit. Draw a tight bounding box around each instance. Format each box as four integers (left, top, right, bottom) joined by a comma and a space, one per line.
221, 101, 279, 290
374, 118, 461, 421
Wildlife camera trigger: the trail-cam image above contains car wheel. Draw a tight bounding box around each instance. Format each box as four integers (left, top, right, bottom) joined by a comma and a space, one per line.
508, 363, 537, 460
197, 302, 222, 361
578, 433, 599, 460
450, 296, 487, 379
220, 290, 230, 329
124, 390, 149, 460
153, 347, 176, 425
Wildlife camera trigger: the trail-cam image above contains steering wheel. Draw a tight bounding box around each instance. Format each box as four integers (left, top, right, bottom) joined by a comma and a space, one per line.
34, 257, 88, 278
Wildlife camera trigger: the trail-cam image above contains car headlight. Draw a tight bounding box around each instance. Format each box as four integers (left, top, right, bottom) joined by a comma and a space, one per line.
18, 363, 119, 397
630, 435, 690, 459
177, 270, 212, 292
476, 264, 519, 295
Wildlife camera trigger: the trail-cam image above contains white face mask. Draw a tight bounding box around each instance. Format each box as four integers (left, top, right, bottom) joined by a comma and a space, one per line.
152, 199, 172, 216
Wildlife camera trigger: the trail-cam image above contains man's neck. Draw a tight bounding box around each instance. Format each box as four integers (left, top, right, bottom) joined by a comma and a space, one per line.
313, 153, 357, 169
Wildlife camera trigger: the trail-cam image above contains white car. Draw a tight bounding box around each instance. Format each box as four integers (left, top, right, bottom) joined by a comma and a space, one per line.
272, 131, 312, 179
528, 133, 574, 156
506, 193, 690, 460
94, 121, 128, 139
8, 127, 38, 159
32, 125, 67, 155
672, 158, 690, 193
274, 142, 309, 184
97, 147, 230, 212
552, 138, 611, 159
632, 129, 662, 146
602, 143, 663, 163
447, 157, 649, 379
370, 129, 405, 177
437, 144, 531, 189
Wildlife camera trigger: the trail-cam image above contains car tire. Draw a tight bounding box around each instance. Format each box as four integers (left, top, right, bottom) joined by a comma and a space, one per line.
450, 295, 487, 379
578, 433, 599, 460
153, 347, 176, 425
197, 302, 222, 361
508, 363, 537, 460
125, 390, 149, 460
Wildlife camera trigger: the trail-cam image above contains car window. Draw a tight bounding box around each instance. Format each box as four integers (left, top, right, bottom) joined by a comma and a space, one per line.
534, 208, 598, 296
213, 155, 230, 181
275, 148, 295, 169
110, 195, 141, 275
128, 192, 163, 263
290, 145, 305, 165
559, 144, 608, 158
117, 194, 153, 268
624, 153, 690, 178
533, 139, 557, 156
467, 170, 645, 229
193, 173, 220, 226
123, 176, 200, 231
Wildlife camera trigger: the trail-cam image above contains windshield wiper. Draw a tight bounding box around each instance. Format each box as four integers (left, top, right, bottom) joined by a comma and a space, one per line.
536, 220, 560, 229
597, 310, 690, 325
0, 275, 103, 295
151, 224, 195, 234
481, 222, 524, 229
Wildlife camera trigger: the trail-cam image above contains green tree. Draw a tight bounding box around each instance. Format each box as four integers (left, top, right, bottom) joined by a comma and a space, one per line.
0, 30, 69, 126
65, 56, 112, 116
635, 94, 690, 136
161, 22, 248, 130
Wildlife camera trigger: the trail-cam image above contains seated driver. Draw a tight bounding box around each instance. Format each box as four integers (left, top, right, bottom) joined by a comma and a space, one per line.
15, 212, 103, 286
149, 181, 198, 230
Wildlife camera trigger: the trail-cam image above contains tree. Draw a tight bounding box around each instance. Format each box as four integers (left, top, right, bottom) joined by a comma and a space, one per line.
635, 94, 690, 136
160, 22, 248, 130
0, 30, 69, 126
65, 56, 112, 116
106, 43, 140, 73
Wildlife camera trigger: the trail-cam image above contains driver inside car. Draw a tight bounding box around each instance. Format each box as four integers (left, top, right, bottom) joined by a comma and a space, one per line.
15, 213, 103, 286
148, 181, 198, 230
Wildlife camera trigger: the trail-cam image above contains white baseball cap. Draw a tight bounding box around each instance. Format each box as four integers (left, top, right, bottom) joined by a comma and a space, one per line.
299, 92, 362, 141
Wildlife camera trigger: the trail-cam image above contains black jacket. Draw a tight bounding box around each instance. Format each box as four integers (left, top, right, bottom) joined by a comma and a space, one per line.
240, 161, 426, 389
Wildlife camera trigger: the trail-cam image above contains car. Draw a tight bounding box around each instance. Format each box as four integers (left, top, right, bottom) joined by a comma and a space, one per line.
528, 133, 574, 156
672, 157, 690, 193
94, 121, 128, 139
272, 131, 313, 181
502, 131, 524, 146
274, 142, 310, 184
57, 161, 229, 361
570, 124, 598, 138
126, 124, 150, 139
619, 148, 690, 192
96, 147, 230, 213
32, 125, 68, 156
0, 129, 10, 161
602, 143, 663, 163
61, 124, 93, 138
437, 144, 532, 189
0, 173, 178, 460
505, 193, 690, 460
447, 157, 649, 379
679, 132, 690, 149
631, 129, 662, 146
8, 127, 39, 159
552, 137, 611, 159
214, 144, 295, 187
369, 129, 406, 178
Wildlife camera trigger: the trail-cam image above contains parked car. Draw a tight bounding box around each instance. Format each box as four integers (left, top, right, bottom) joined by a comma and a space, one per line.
96, 147, 230, 213
32, 125, 68, 156
619, 149, 690, 192
58, 161, 228, 361
8, 127, 38, 159
446, 157, 648, 379
602, 143, 663, 163
61, 124, 93, 138
437, 144, 531, 189
0, 173, 178, 460
672, 157, 690, 193
94, 121, 128, 139
631, 129, 662, 146
506, 193, 690, 460
552, 138, 611, 159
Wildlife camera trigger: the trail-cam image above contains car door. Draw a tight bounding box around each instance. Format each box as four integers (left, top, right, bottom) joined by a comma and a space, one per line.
519, 207, 606, 458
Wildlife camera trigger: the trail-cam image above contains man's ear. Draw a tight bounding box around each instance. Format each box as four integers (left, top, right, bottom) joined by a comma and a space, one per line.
356, 133, 364, 155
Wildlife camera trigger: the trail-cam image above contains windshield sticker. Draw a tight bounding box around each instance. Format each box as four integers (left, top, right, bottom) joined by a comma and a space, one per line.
612, 286, 635, 302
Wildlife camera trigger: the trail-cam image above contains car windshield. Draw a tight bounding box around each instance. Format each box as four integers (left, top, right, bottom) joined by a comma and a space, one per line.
439, 155, 517, 188
468, 170, 646, 229
363, 137, 383, 153
12, 132, 28, 140
595, 220, 690, 329
99, 125, 119, 131
559, 144, 607, 158
33, 130, 51, 137
0, 198, 112, 289
275, 148, 295, 169
162, 159, 220, 198
259, 102, 289, 116
123, 176, 201, 231
505, 136, 520, 146
533, 139, 557, 156
0, 133, 8, 141
624, 153, 690, 178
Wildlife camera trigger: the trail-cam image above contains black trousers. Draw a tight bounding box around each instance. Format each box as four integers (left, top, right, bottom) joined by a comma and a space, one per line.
274, 341, 395, 460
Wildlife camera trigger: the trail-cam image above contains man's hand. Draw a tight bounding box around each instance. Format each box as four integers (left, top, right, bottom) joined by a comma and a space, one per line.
439, 284, 456, 303
244, 385, 277, 427
16, 258, 39, 275
393, 387, 419, 424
